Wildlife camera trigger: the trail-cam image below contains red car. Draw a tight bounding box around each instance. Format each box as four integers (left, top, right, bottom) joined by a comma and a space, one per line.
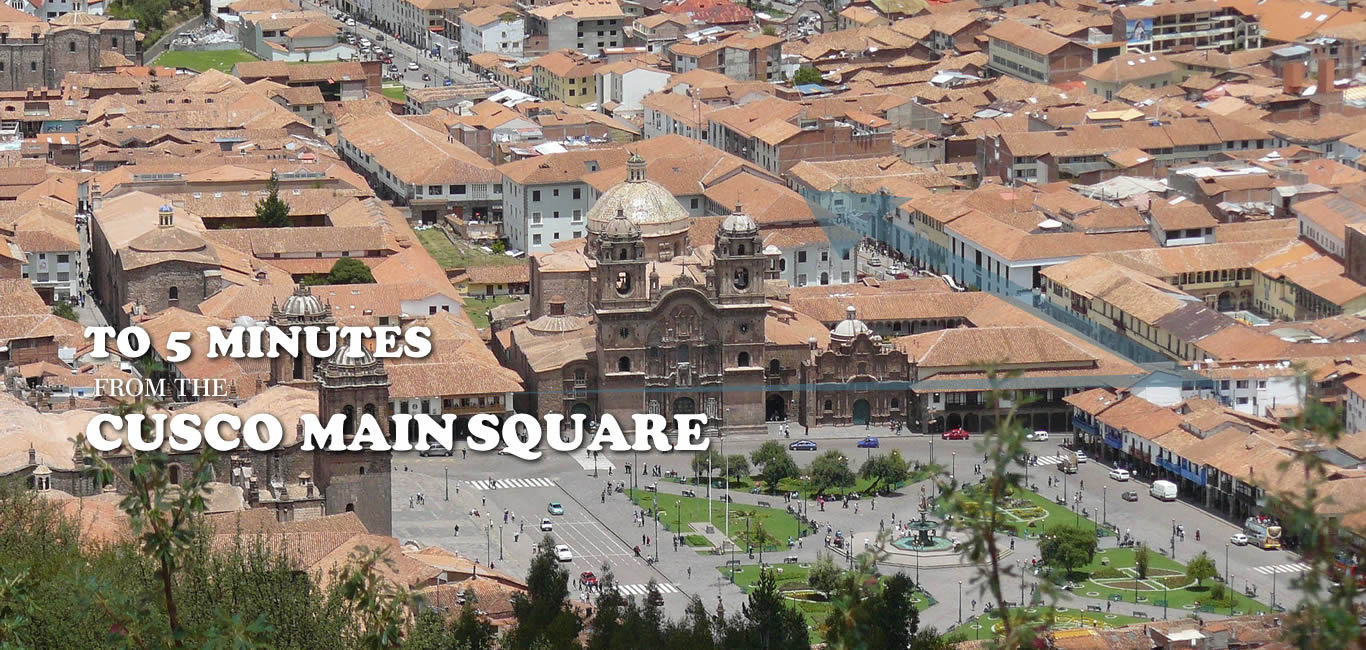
580, 571, 598, 588
942, 428, 970, 440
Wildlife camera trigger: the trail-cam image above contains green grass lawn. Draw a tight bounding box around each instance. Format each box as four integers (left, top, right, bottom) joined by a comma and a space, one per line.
720, 564, 934, 644
670, 464, 933, 501
1065, 547, 1268, 614
948, 606, 1150, 641
152, 49, 260, 73
936, 484, 1111, 537
415, 228, 524, 270
381, 85, 406, 101
463, 295, 521, 329
628, 489, 802, 552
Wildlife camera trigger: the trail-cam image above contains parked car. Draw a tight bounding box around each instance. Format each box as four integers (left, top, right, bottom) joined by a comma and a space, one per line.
554, 545, 573, 562
858, 436, 879, 448
1230, 533, 1250, 546
407, 61, 420, 71
1028, 431, 1049, 442
388, 64, 398, 72
868, 256, 881, 267
548, 502, 565, 515
346, 18, 355, 26
1075, 450, 1088, 463
540, 517, 553, 532
1108, 469, 1131, 482
417, 443, 452, 457
374, 34, 385, 41
1149, 480, 1178, 501
1121, 490, 1139, 502
942, 428, 970, 440
581, 571, 598, 587
789, 440, 817, 451
645, 483, 658, 492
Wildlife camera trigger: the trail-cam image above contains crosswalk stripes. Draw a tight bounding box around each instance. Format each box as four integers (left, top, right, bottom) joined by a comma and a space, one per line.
466, 477, 556, 490
618, 583, 680, 596
1252, 562, 1310, 575
1033, 455, 1065, 466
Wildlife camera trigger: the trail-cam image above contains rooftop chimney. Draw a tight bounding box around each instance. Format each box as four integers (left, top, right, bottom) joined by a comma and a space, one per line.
1317, 57, 1336, 95
1283, 61, 1305, 95
548, 295, 566, 316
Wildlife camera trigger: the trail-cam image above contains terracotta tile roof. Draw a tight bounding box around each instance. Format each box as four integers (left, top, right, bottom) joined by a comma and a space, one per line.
984, 19, 1071, 54
499, 147, 629, 185
338, 113, 499, 185
529, 0, 624, 20
465, 264, 530, 285
1081, 53, 1177, 84
898, 325, 1099, 368
1150, 199, 1218, 231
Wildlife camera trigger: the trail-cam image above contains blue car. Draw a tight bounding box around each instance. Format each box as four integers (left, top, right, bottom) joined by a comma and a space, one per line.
858, 436, 879, 448
789, 440, 817, 451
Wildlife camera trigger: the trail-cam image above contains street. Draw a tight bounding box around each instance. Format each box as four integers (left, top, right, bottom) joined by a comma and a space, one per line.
296, 0, 479, 90
391, 423, 1310, 633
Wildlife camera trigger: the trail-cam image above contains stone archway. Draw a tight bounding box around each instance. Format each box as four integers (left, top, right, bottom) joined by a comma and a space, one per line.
852, 399, 871, 426
571, 403, 593, 420
1217, 291, 1234, 311
946, 413, 962, 429
964, 412, 980, 433
673, 397, 697, 416
766, 394, 787, 421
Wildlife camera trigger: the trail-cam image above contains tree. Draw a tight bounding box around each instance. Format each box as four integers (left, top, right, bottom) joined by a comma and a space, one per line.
1135, 544, 1151, 579
449, 590, 498, 650
1187, 551, 1218, 587
762, 24, 777, 36
808, 552, 841, 597
808, 450, 855, 497
255, 171, 292, 228
750, 441, 798, 494
491, 239, 507, 254
725, 454, 750, 483
51, 301, 78, 322
691, 449, 725, 483
505, 537, 581, 650
587, 569, 627, 650
326, 257, 376, 285
721, 568, 808, 650
868, 573, 920, 650
792, 66, 823, 85
662, 597, 717, 650
859, 450, 911, 494
1039, 524, 1098, 579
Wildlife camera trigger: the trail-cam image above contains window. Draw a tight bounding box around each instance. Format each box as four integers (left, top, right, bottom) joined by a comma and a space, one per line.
428, 185, 443, 195
737, 351, 749, 366
820, 250, 829, 262
533, 234, 542, 245
29, 62, 35, 72
823, 400, 833, 411
68, 41, 75, 52
842, 249, 850, 260
572, 209, 583, 222
532, 212, 542, 224
797, 251, 807, 263
573, 231, 581, 238
168, 287, 179, 302
572, 187, 581, 199
617, 356, 632, 372
532, 189, 541, 202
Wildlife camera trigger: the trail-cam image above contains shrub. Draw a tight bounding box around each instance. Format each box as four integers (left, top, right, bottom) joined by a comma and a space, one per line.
1091, 567, 1124, 580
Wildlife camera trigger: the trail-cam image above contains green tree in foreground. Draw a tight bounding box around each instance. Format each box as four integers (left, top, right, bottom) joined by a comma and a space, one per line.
725, 454, 750, 482
860, 450, 911, 494
721, 568, 808, 650
504, 537, 581, 650
750, 441, 798, 494
808, 552, 841, 598
808, 450, 856, 497
1186, 551, 1218, 588
255, 171, 292, 228
1039, 523, 1098, 580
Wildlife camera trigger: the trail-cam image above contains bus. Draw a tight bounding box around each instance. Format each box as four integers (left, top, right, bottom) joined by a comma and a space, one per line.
1244, 517, 1282, 550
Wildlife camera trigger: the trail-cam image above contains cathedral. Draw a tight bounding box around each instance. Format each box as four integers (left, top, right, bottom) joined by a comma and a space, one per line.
495, 154, 907, 435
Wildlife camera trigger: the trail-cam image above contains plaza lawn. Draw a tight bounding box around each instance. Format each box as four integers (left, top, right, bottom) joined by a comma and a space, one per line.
381, 85, 405, 101
414, 228, 524, 270
1058, 547, 1269, 615
936, 485, 1111, 538
948, 606, 1150, 640
152, 49, 259, 73
721, 564, 933, 644
628, 489, 802, 552
463, 295, 520, 329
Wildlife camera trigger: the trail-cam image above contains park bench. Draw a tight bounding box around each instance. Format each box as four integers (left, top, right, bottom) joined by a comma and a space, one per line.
1086, 605, 1103, 612
681, 489, 696, 497
725, 559, 742, 568
785, 556, 799, 564
757, 500, 772, 508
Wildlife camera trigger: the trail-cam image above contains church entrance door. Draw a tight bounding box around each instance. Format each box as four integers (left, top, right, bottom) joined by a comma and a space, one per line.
852, 399, 871, 426
672, 397, 697, 417
766, 394, 787, 421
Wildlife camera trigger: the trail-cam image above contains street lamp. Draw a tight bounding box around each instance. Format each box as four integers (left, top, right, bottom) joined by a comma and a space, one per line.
958, 581, 963, 624
952, 451, 957, 482
1225, 543, 1231, 614
499, 525, 504, 560
486, 525, 491, 565
654, 501, 660, 562
1170, 518, 1176, 560
1102, 485, 1107, 529
676, 499, 682, 551
445, 467, 449, 501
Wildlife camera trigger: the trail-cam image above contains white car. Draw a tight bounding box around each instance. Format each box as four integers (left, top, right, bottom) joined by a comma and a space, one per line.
540, 517, 553, 532
346, 18, 355, 26
1075, 450, 1088, 463
1108, 468, 1131, 482
407, 61, 419, 71
1230, 533, 1249, 546
553, 544, 573, 562
1028, 431, 1049, 442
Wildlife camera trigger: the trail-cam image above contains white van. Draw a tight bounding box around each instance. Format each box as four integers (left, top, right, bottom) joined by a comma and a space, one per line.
1150, 480, 1178, 502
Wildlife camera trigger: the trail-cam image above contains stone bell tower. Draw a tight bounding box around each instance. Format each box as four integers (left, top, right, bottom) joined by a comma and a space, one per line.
312, 345, 393, 535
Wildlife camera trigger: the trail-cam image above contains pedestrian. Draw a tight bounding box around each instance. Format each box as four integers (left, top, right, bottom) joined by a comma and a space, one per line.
454, 524, 459, 536
462, 448, 467, 459
482, 496, 486, 506
799, 538, 803, 549
688, 567, 692, 579
1010, 538, 1015, 550
409, 496, 413, 508
643, 534, 647, 544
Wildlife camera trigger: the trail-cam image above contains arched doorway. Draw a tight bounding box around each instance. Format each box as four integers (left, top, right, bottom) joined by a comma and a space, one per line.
673, 397, 696, 416
766, 394, 787, 421
1033, 413, 1048, 431
964, 413, 980, 433
1217, 291, 1234, 311
852, 399, 871, 426
571, 403, 593, 420
946, 413, 962, 429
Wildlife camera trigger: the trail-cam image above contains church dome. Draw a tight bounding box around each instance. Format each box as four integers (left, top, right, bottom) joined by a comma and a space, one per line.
831, 305, 872, 340
586, 153, 689, 236
279, 286, 326, 317
601, 207, 641, 240
719, 204, 758, 235
328, 344, 376, 367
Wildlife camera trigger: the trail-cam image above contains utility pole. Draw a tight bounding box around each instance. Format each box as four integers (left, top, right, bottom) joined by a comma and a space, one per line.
445, 467, 449, 501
